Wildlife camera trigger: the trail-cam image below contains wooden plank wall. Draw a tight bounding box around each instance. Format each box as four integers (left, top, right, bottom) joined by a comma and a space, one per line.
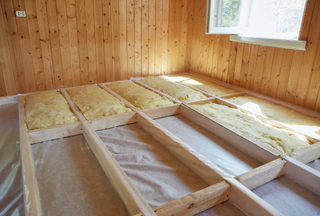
0, 0, 189, 96
1, 0, 320, 113
187, 0, 320, 112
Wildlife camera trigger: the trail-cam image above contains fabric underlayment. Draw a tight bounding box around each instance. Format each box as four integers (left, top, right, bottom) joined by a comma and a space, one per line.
24, 91, 78, 130
32, 135, 130, 216
155, 115, 263, 177
252, 175, 320, 216
66, 85, 132, 120
140, 76, 207, 102
96, 123, 211, 208
106, 81, 174, 110
173, 75, 238, 96
227, 95, 320, 139
190, 102, 311, 155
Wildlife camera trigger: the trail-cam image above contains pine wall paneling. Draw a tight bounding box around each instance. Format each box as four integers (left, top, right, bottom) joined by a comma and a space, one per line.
0, 0, 189, 95
188, 0, 320, 112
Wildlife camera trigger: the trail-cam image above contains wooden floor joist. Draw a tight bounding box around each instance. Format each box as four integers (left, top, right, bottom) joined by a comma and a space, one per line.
28, 121, 83, 144
60, 89, 156, 216
289, 142, 320, 164
142, 104, 181, 119
181, 103, 279, 163
235, 158, 286, 190
89, 112, 137, 131
284, 156, 320, 195
17, 96, 42, 216
134, 181, 230, 216
135, 111, 284, 215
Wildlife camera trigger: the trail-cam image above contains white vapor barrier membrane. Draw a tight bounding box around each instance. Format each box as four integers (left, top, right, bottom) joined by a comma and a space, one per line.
0, 103, 24, 216
32, 135, 130, 216
96, 123, 210, 208
155, 115, 263, 177
253, 175, 320, 216
307, 159, 320, 172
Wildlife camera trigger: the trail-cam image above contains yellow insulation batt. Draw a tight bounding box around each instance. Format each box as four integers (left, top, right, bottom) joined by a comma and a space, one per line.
227, 95, 320, 139
106, 81, 174, 110
24, 91, 78, 130
66, 85, 132, 120
190, 102, 311, 155
140, 76, 207, 102
177, 75, 238, 96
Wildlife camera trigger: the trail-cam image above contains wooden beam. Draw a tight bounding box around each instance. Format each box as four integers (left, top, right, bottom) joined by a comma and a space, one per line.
181, 104, 279, 163
61, 86, 137, 131
227, 177, 284, 216
134, 106, 283, 216
0, 95, 16, 105
284, 156, 320, 195
289, 142, 320, 164
90, 112, 137, 131
17, 96, 42, 216
134, 181, 230, 216
28, 121, 83, 144
142, 104, 180, 119
136, 111, 227, 184
235, 158, 286, 190
60, 89, 155, 216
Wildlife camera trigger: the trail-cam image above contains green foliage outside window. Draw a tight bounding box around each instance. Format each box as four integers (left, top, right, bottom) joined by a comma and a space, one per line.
221, 0, 241, 27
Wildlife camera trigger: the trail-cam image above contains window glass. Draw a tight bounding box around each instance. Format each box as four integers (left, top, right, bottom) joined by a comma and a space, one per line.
221, 0, 246, 28
210, 0, 306, 40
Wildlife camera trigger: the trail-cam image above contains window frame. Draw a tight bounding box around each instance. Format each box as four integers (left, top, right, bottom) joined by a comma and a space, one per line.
206, 0, 243, 34
205, 0, 308, 51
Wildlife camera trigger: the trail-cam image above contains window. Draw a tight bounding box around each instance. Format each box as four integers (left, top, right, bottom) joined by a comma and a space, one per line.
205, 0, 307, 50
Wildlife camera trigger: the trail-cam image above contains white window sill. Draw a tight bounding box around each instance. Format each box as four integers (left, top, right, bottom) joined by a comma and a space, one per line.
229, 35, 306, 51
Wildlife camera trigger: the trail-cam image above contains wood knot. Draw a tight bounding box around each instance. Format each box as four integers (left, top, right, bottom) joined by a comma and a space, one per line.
188, 203, 194, 209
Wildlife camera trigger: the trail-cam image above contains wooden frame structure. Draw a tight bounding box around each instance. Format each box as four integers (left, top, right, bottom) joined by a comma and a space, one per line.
135, 72, 320, 163
14, 73, 320, 216
185, 98, 319, 158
